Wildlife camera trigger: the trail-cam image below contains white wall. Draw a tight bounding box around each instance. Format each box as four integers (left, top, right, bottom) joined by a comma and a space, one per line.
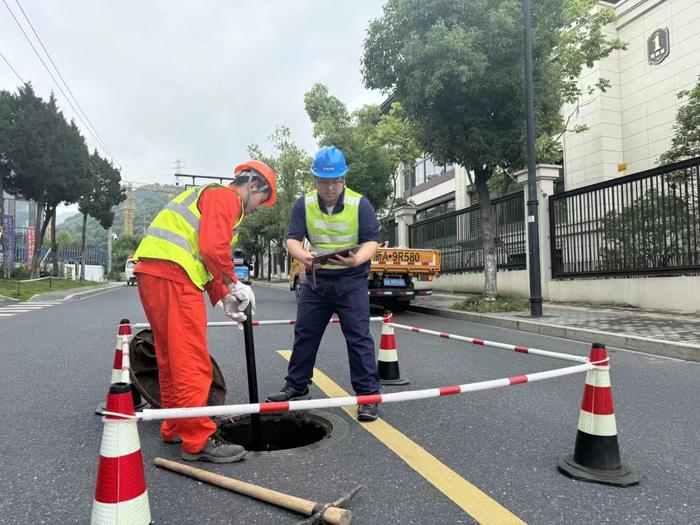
563, 0, 700, 189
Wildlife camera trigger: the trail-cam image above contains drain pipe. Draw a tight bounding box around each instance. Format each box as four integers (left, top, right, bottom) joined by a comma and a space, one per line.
242, 304, 262, 449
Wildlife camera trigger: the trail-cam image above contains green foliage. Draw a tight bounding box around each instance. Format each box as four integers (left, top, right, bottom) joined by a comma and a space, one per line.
58, 184, 177, 247
453, 296, 529, 312
600, 188, 699, 271
0, 277, 98, 301
111, 234, 142, 275
79, 151, 126, 230
362, 0, 623, 173
237, 126, 312, 264
362, 0, 624, 297
1, 84, 92, 276
658, 75, 700, 165
304, 84, 417, 213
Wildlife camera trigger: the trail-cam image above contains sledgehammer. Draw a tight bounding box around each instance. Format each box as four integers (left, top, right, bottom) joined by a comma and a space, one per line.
154, 457, 360, 524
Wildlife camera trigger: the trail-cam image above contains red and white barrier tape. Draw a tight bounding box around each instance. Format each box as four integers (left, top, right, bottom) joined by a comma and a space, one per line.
389, 322, 589, 363
98, 360, 597, 421
132, 316, 385, 330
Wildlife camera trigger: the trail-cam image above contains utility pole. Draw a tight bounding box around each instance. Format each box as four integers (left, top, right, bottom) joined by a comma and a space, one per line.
174, 159, 184, 178
523, 0, 543, 317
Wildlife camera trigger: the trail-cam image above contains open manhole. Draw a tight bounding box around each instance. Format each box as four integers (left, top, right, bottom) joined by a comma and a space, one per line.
217, 410, 347, 457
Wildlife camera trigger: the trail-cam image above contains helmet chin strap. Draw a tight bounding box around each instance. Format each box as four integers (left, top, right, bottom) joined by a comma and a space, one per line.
237, 169, 270, 211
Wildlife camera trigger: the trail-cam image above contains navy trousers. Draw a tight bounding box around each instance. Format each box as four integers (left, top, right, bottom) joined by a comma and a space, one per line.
286, 275, 381, 395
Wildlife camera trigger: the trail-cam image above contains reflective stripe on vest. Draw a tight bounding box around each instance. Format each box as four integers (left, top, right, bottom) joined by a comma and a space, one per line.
133, 183, 241, 289
305, 187, 361, 270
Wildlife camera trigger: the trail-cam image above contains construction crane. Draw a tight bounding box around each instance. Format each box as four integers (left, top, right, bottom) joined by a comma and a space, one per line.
121, 181, 178, 236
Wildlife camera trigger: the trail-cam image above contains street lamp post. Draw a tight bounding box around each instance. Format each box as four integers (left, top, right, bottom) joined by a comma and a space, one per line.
523, 0, 543, 317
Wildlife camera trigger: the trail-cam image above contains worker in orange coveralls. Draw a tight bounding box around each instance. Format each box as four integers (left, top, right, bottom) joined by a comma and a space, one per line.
132, 161, 276, 463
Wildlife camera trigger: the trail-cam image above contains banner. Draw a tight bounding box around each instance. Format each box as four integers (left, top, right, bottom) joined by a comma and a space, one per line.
1, 215, 15, 267
26, 226, 35, 262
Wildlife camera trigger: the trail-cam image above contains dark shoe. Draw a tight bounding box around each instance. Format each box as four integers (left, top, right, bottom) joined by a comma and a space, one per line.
182, 436, 246, 463
265, 384, 310, 402
357, 403, 379, 422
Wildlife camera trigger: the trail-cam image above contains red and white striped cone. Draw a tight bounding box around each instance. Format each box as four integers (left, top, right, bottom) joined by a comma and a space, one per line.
92, 382, 152, 524
378, 312, 409, 386
97, 320, 146, 414
558, 343, 639, 487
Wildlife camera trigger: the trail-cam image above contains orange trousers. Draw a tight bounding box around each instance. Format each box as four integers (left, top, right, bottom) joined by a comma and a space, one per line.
137, 273, 216, 453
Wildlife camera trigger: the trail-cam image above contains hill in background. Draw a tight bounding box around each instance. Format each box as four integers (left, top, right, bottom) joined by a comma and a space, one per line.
58, 184, 182, 247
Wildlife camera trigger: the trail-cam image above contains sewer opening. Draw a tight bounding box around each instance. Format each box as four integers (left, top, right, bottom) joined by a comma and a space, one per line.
218, 411, 333, 453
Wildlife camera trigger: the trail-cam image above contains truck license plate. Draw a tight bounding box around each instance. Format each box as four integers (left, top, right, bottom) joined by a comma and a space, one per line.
383, 277, 406, 287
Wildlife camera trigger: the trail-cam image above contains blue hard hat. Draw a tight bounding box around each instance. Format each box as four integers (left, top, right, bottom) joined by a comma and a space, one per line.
311, 146, 348, 178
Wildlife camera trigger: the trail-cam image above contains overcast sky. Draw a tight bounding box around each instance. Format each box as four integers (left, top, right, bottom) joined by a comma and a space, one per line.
1, 0, 387, 213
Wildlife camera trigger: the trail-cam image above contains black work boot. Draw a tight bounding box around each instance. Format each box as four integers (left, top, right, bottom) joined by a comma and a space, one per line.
357, 403, 379, 422
265, 384, 310, 402
182, 435, 246, 463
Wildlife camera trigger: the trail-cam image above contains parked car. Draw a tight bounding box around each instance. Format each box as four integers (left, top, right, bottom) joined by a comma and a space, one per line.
125, 256, 137, 286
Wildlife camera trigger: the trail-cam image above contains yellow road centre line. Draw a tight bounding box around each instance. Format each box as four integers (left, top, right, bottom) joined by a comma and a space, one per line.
277, 350, 526, 525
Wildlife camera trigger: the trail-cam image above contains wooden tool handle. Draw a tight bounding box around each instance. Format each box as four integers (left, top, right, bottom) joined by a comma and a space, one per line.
154, 457, 351, 525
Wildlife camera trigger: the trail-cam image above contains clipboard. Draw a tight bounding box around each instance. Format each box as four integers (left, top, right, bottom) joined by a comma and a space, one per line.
310, 245, 361, 289
311, 245, 361, 266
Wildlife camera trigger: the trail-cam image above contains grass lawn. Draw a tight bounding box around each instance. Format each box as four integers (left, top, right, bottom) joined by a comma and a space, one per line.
0, 278, 103, 301
452, 296, 530, 313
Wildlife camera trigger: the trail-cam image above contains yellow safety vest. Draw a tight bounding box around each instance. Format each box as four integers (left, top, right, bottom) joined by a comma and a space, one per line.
133, 183, 242, 289
305, 187, 361, 270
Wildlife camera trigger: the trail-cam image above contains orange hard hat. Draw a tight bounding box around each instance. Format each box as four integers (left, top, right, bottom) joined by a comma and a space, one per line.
234, 160, 277, 207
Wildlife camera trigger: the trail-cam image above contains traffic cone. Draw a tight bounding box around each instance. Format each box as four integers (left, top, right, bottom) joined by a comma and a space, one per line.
97, 320, 146, 414
92, 382, 152, 524
378, 312, 409, 386
558, 343, 639, 487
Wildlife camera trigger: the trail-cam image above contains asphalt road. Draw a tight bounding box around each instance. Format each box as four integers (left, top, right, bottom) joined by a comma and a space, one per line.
1, 283, 698, 524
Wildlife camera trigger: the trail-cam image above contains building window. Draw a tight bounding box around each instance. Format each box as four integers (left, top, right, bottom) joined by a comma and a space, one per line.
416, 199, 456, 221
411, 155, 453, 188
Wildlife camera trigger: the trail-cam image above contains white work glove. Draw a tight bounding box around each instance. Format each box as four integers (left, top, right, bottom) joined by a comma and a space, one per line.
222, 294, 246, 329
227, 280, 256, 315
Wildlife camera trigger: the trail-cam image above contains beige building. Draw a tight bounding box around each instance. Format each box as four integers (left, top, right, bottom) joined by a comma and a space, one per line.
563, 0, 700, 189
391, 0, 700, 313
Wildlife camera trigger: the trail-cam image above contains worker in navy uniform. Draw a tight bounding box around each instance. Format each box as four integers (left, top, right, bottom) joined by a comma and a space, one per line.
266, 146, 382, 421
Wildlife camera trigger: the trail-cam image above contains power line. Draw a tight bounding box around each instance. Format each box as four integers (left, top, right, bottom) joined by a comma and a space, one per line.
0, 49, 24, 83
2, 0, 117, 163
12, 0, 116, 163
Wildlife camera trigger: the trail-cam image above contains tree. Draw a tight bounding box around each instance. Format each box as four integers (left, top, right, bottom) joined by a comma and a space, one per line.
372, 100, 422, 233
304, 84, 395, 211
77, 151, 126, 279
238, 126, 312, 277
362, 0, 623, 299
111, 234, 141, 276
658, 75, 700, 165
6, 85, 91, 277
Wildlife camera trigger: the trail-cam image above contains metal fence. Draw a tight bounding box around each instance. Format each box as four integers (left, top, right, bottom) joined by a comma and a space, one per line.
410, 191, 526, 273
549, 157, 700, 278
11, 236, 107, 267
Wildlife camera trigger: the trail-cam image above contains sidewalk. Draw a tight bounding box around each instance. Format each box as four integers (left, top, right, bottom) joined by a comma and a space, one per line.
411, 293, 700, 362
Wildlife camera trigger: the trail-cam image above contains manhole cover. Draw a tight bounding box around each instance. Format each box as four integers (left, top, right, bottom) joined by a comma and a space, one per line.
217, 410, 347, 458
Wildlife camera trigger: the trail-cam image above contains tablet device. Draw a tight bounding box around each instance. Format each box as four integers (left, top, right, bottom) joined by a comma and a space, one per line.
311, 245, 361, 265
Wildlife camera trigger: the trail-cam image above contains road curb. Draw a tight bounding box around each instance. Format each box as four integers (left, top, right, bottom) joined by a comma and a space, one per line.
252, 280, 290, 290
409, 305, 700, 363
27, 282, 125, 303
